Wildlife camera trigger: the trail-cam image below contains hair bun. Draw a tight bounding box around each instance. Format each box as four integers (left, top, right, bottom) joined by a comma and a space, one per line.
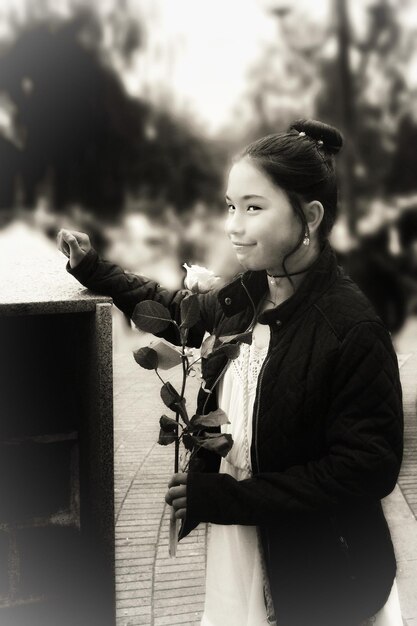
288, 119, 343, 155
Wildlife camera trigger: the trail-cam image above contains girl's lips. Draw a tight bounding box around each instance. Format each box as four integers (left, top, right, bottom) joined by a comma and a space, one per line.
231, 242, 256, 247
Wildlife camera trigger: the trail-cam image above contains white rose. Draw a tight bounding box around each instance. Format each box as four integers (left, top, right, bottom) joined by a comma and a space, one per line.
183, 263, 221, 293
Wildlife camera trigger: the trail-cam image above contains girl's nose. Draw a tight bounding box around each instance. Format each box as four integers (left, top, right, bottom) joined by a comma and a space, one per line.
225, 211, 244, 238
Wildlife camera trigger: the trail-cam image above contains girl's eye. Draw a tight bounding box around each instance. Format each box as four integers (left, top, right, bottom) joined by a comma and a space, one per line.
226, 204, 261, 213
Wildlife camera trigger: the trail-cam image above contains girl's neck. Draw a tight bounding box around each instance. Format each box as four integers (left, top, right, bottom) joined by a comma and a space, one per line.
261, 275, 302, 311
264, 244, 320, 309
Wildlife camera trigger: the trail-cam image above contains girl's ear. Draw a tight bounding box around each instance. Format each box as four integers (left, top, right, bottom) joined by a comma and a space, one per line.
304, 200, 324, 235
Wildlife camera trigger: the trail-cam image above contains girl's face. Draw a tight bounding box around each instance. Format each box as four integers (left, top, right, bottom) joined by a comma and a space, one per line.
224, 157, 304, 273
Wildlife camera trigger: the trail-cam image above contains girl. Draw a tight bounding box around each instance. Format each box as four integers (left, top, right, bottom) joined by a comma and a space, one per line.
58, 119, 403, 626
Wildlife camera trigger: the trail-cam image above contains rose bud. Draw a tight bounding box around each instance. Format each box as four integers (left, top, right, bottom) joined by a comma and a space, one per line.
183, 263, 221, 294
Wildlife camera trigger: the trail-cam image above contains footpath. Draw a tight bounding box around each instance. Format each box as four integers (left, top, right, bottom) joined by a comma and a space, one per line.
112, 311, 417, 626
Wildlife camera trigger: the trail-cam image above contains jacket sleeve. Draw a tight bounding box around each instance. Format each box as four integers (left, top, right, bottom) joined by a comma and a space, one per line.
185, 321, 404, 525
66, 248, 217, 347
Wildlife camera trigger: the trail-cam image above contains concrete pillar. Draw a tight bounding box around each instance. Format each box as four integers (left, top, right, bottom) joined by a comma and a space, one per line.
0, 222, 115, 626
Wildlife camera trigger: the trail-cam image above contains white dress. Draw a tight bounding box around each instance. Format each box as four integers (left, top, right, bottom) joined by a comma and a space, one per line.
200, 323, 402, 626
201, 326, 272, 626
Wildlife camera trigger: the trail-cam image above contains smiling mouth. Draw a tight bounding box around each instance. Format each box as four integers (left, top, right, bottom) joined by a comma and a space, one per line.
231, 242, 256, 247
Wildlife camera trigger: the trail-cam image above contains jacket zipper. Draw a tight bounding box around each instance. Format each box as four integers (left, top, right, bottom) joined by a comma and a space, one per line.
200, 275, 258, 416
253, 350, 271, 474
239, 274, 273, 474
241, 274, 277, 620
253, 342, 274, 619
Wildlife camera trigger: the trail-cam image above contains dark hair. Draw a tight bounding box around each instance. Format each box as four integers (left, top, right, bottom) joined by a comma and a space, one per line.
236, 119, 343, 282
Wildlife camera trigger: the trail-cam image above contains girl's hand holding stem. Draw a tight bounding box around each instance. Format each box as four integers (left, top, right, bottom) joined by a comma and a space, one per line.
165, 473, 188, 520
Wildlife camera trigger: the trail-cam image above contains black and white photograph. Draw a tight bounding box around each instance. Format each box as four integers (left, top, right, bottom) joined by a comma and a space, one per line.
1, 1, 417, 625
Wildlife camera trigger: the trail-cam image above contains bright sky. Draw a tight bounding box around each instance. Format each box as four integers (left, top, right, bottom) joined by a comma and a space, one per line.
125, 0, 276, 132
125, 0, 331, 133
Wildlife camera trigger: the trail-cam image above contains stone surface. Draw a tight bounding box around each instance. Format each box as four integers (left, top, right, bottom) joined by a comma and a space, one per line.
0, 313, 86, 437
0, 440, 73, 522
88, 302, 115, 581
17, 526, 82, 597
0, 221, 111, 315
0, 224, 115, 625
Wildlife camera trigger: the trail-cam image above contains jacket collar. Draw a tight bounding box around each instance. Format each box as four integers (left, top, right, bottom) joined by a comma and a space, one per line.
217, 242, 340, 326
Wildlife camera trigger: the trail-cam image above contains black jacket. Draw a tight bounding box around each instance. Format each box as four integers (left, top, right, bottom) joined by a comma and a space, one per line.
67, 243, 403, 626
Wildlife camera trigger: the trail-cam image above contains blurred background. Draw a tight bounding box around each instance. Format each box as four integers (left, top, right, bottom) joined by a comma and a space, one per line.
1, 0, 417, 340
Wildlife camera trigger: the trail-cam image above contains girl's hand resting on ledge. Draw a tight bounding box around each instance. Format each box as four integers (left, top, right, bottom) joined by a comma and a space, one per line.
57, 229, 92, 269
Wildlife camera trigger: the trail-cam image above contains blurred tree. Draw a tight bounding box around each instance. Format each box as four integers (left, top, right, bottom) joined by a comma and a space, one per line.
386, 111, 417, 195
317, 0, 415, 201
240, 0, 417, 228
0, 7, 225, 217
238, 1, 331, 138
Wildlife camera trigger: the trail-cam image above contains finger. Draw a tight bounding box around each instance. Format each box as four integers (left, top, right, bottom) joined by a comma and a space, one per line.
174, 507, 186, 520
168, 473, 188, 488
68, 230, 90, 246
61, 231, 82, 253
172, 497, 187, 511
56, 231, 70, 257
165, 485, 186, 505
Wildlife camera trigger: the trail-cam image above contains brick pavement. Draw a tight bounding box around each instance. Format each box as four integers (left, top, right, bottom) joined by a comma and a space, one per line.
113, 313, 417, 626
113, 321, 207, 626
386, 317, 417, 626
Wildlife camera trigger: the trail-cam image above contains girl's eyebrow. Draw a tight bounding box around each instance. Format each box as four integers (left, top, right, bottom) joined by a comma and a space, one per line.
225, 194, 266, 201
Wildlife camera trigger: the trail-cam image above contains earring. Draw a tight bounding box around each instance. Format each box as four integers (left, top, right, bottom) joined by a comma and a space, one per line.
303, 233, 310, 246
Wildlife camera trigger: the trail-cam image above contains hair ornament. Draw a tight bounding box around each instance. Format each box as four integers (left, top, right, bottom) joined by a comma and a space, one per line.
298, 130, 325, 150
